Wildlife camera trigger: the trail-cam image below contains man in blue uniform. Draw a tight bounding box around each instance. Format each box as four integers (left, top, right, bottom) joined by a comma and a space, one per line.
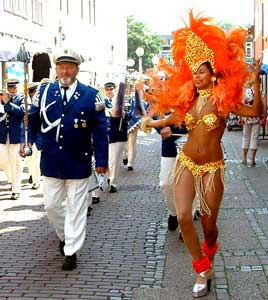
0, 79, 24, 200
105, 82, 129, 193
123, 87, 148, 171
24, 82, 41, 189
20, 49, 109, 271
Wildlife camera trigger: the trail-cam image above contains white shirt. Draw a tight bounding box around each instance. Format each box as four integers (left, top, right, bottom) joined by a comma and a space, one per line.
59, 80, 78, 103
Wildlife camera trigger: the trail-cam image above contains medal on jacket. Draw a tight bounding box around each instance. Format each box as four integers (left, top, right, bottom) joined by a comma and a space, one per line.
74, 118, 79, 128
81, 119, 87, 128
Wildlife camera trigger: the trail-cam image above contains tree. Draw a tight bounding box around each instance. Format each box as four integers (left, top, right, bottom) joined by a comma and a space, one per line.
127, 16, 162, 72
217, 20, 250, 32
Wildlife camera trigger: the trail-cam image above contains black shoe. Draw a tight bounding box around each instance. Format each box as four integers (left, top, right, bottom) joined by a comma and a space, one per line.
92, 197, 100, 204
61, 254, 77, 271
29, 175, 33, 184
109, 185, 117, 193
10, 193, 19, 200
168, 215, 178, 231
128, 166, 134, 171
193, 210, 201, 221
87, 206, 93, 217
59, 240, 65, 255
123, 158, 128, 165
32, 183, 40, 190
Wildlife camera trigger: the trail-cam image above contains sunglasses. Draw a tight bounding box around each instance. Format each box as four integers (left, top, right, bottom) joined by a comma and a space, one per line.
105, 88, 114, 91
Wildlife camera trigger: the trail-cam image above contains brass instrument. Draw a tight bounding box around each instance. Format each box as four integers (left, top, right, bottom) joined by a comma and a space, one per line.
111, 75, 133, 131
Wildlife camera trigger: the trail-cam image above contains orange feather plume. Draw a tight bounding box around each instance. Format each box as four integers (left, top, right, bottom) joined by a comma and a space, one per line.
148, 9, 250, 123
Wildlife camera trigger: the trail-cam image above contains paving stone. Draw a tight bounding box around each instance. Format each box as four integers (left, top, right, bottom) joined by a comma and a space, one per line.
1, 131, 268, 299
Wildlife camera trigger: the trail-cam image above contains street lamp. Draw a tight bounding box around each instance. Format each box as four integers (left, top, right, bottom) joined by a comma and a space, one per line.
152, 55, 159, 67
135, 47, 144, 73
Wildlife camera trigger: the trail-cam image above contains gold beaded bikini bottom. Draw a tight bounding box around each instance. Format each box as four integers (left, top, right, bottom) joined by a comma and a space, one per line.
173, 151, 225, 216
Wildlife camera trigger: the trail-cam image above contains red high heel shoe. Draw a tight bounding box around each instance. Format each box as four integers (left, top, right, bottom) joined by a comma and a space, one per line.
192, 255, 212, 298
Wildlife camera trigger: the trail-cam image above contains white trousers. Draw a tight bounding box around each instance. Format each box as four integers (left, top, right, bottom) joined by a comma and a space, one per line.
242, 123, 260, 150
159, 157, 177, 216
108, 141, 126, 187
159, 156, 199, 217
0, 141, 22, 193
25, 144, 41, 184
124, 128, 138, 167
43, 176, 90, 256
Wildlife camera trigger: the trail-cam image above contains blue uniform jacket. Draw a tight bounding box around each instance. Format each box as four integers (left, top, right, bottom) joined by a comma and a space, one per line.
0, 94, 24, 144
108, 116, 129, 143
155, 125, 188, 157
128, 96, 148, 128
105, 97, 130, 144
26, 81, 108, 179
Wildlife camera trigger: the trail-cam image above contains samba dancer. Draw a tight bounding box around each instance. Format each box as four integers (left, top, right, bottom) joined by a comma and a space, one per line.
141, 11, 262, 297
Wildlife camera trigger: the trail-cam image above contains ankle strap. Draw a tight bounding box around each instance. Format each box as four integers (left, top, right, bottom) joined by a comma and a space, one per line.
192, 255, 211, 274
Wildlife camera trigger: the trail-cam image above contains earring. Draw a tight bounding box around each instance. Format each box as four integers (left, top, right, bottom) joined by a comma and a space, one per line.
211, 76, 216, 88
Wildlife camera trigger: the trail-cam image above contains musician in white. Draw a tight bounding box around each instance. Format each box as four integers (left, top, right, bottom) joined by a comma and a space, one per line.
105, 82, 129, 193
24, 82, 41, 189
0, 79, 24, 200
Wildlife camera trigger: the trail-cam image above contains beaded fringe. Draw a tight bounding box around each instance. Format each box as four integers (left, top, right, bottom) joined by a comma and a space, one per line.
173, 157, 225, 217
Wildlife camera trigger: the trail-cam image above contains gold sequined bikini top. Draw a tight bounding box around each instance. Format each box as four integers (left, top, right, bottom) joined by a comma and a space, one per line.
185, 112, 218, 131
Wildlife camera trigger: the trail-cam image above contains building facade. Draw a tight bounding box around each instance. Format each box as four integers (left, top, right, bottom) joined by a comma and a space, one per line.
0, 0, 127, 89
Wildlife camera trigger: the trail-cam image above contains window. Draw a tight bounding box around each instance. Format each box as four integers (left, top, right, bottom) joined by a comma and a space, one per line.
3, 0, 13, 12
13, 0, 28, 18
32, 0, 43, 25
60, 0, 69, 16
245, 42, 253, 59
88, 0, 95, 25
89, 0, 91, 24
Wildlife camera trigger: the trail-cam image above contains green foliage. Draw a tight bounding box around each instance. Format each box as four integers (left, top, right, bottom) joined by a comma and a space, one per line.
217, 20, 250, 31
127, 16, 162, 72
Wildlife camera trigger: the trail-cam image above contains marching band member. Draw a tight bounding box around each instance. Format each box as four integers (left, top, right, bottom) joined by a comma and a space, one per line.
87, 82, 115, 205
123, 86, 148, 171
0, 79, 24, 200
106, 81, 130, 193
141, 11, 262, 297
24, 82, 41, 189
20, 49, 108, 271
157, 125, 188, 232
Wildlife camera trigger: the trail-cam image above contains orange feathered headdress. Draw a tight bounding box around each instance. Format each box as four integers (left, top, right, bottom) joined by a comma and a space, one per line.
147, 10, 249, 121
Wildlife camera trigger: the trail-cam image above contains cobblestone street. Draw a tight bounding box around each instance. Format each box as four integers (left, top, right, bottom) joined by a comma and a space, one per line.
1, 130, 268, 300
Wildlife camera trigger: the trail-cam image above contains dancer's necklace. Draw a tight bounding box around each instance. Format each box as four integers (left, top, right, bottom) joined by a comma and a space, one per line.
196, 89, 211, 114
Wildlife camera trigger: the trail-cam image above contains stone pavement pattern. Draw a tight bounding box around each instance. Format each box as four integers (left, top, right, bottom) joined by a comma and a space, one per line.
0, 130, 268, 300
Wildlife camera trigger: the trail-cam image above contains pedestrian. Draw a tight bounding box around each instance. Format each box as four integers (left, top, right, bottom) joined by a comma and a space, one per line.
20, 48, 109, 271
241, 84, 266, 166
24, 82, 41, 189
0, 78, 24, 200
141, 10, 262, 297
